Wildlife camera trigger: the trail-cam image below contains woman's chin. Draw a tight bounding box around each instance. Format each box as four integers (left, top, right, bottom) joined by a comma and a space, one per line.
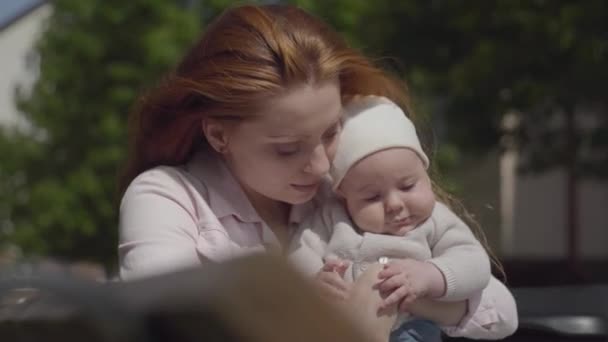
284, 189, 317, 204
284, 184, 318, 203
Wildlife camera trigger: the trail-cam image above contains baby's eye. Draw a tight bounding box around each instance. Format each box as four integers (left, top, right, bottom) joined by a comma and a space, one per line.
399, 183, 415, 191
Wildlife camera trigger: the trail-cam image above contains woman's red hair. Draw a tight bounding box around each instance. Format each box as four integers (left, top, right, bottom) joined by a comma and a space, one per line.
119, 4, 410, 194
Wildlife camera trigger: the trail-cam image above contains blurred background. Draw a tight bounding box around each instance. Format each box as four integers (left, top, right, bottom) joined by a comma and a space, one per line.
0, 0, 606, 284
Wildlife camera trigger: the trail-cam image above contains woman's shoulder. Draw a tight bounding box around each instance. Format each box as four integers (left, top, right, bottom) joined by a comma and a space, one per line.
124, 164, 204, 196
120, 163, 211, 215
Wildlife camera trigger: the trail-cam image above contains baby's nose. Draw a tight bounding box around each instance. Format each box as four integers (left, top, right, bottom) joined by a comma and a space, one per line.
385, 194, 404, 214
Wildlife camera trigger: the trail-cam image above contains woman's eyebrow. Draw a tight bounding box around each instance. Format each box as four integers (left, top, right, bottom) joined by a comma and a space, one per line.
356, 183, 376, 194
265, 113, 342, 140
265, 134, 307, 140
399, 174, 417, 183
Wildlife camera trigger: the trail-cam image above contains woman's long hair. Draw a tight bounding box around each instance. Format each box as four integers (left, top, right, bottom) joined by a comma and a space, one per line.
119, 4, 503, 278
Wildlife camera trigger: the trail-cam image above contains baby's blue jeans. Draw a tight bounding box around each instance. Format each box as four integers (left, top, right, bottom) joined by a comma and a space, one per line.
389, 319, 442, 342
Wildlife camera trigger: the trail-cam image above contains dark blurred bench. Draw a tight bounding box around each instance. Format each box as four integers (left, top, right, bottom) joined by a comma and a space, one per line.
3, 257, 608, 342
446, 284, 608, 342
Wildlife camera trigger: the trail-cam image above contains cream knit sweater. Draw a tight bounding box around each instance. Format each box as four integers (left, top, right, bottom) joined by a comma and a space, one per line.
289, 199, 491, 301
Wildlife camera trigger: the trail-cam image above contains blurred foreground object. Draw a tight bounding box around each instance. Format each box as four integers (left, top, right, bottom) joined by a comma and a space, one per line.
4, 254, 608, 341
0, 254, 373, 342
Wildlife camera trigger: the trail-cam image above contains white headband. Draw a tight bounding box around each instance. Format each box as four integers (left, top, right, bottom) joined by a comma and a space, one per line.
330, 96, 429, 189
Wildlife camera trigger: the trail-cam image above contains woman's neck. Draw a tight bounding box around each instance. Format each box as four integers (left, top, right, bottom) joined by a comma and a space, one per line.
222, 157, 291, 244
241, 185, 291, 244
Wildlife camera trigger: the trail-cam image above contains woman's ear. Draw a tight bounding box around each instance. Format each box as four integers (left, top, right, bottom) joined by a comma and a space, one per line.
202, 118, 230, 154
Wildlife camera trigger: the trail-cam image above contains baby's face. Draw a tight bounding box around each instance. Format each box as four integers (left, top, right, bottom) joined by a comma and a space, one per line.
338, 148, 435, 236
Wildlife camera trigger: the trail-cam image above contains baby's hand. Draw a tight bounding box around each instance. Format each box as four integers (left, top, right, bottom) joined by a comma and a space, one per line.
314, 258, 351, 301
376, 259, 444, 312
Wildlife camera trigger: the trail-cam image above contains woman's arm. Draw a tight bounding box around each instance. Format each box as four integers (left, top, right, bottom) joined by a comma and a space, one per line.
119, 167, 203, 281
345, 263, 397, 342
442, 276, 518, 339
411, 276, 519, 340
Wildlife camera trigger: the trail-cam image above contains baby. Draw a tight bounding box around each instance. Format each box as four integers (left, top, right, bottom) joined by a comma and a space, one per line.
289, 96, 491, 338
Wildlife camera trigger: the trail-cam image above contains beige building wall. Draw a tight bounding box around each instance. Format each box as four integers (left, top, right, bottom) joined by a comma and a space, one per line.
501, 160, 608, 259
578, 180, 608, 258
0, 3, 52, 129
456, 146, 608, 260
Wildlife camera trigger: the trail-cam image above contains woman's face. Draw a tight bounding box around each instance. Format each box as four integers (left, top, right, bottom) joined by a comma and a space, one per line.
219, 82, 343, 205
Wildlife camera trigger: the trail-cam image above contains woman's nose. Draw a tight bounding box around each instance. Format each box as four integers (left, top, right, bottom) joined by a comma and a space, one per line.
304, 144, 330, 176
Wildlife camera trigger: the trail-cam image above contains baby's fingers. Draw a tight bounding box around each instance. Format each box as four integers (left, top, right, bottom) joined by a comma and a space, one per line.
382, 286, 408, 309
377, 274, 406, 293
398, 292, 418, 312
377, 266, 401, 280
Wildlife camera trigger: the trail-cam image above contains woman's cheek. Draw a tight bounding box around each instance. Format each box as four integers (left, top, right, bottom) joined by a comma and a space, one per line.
325, 138, 340, 163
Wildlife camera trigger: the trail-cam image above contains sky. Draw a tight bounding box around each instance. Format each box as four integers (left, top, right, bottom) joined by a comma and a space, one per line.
0, 0, 45, 30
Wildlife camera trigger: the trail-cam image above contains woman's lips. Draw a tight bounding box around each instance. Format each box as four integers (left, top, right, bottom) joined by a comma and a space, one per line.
291, 183, 319, 192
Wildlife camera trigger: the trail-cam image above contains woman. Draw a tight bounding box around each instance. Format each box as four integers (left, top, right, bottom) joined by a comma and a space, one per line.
118, 4, 517, 341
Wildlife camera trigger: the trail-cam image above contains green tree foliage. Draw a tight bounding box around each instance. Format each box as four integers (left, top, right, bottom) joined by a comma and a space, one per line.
2, 0, 606, 266
295, 0, 608, 176
1, 0, 201, 267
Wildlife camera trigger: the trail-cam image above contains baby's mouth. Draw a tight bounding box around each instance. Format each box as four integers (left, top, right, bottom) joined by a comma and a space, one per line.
390, 216, 412, 226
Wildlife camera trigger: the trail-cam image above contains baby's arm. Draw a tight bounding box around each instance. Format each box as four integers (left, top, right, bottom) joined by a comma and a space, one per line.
288, 222, 328, 276
427, 202, 491, 300
288, 200, 352, 300
289, 197, 342, 275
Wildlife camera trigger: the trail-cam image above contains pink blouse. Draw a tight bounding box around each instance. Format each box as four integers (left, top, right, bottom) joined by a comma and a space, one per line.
118, 150, 518, 339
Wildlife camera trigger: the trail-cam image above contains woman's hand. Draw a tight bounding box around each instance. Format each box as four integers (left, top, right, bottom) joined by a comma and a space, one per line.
347, 263, 398, 342
314, 258, 351, 301
377, 259, 446, 312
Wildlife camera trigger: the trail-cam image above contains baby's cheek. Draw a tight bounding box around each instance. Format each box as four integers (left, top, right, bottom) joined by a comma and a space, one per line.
352, 205, 384, 233
422, 190, 436, 216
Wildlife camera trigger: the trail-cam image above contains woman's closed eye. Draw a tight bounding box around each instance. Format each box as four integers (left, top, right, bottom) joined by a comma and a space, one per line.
399, 182, 415, 191
275, 142, 300, 156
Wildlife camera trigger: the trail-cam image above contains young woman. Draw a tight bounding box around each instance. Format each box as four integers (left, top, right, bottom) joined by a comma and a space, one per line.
118, 4, 518, 341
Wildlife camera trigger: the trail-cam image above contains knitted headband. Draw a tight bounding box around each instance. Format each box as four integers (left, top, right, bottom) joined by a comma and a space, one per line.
330, 95, 429, 189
